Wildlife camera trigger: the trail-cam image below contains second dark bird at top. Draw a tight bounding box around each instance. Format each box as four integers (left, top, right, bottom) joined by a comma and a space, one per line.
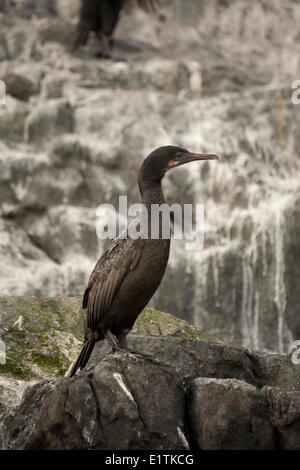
71, 0, 157, 58
69, 146, 218, 377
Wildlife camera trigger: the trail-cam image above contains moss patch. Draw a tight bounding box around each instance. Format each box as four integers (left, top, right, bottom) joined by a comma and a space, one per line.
0, 296, 209, 380
0, 296, 83, 380
132, 307, 208, 339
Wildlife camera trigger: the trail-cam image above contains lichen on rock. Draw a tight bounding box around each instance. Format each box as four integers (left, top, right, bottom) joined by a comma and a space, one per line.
0, 296, 208, 380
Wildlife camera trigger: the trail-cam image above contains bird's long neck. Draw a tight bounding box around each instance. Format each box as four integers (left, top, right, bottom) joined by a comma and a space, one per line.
138, 180, 170, 242
140, 181, 166, 210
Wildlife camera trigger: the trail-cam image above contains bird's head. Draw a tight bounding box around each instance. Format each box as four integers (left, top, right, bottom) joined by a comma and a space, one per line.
139, 145, 219, 191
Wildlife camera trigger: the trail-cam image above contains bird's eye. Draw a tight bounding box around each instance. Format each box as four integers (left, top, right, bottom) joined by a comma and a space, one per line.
176, 152, 182, 158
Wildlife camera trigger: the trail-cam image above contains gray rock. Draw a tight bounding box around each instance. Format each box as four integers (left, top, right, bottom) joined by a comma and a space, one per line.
40, 75, 64, 99
2, 72, 37, 101
48, 134, 91, 169
0, 96, 28, 143
13, 0, 57, 19
24, 99, 73, 143
26, 205, 102, 264
0, 294, 300, 450
37, 17, 74, 45
2, 354, 187, 450
0, 376, 38, 449
187, 378, 275, 450
92, 335, 300, 392
1, 331, 300, 450
263, 386, 300, 450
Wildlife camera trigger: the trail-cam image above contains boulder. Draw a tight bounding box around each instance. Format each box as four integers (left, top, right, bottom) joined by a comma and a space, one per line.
187, 378, 275, 450
2, 354, 187, 450
2, 72, 37, 101
263, 386, 300, 450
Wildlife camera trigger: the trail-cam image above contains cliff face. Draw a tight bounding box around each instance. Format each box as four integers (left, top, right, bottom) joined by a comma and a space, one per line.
0, 0, 300, 353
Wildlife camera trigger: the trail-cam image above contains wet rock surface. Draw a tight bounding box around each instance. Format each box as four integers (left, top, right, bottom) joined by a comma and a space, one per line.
0, 1, 300, 354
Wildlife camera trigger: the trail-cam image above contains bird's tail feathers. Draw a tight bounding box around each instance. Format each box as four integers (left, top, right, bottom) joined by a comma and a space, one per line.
68, 339, 95, 377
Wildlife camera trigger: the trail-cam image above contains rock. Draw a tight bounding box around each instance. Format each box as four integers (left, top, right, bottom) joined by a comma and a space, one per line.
93, 335, 300, 392
24, 99, 73, 144
1, 0, 300, 357
0, 376, 37, 449
48, 134, 91, 169
40, 75, 64, 99
0, 296, 207, 380
37, 17, 74, 45
262, 386, 300, 450
187, 378, 275, 450
56, 0, 80, 21
2, 72, 37, 101
1, 296, 300, 450
2, 354, 187, 450
25, 205, 102, 264
0, 96, 28, 142
0, 296, 83, 380
134, 59, 201, 93
13, 0, 57, 19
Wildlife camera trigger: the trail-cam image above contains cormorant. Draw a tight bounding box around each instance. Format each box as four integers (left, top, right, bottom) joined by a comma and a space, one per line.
69, 146, 218, 377
71, 0, 157, 58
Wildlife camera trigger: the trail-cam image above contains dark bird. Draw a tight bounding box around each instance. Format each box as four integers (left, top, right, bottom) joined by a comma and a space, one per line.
69, 146, 218, 377
71, 0, 157, 58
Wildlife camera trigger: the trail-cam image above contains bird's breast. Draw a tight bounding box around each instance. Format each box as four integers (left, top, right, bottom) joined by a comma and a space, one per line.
109, 238, 170, 329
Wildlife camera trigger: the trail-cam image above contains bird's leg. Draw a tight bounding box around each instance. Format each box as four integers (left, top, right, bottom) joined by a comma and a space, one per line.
95, 31, 112, 59
105, 329, 154, 360
70, 20, 90, 53
116, 328, 130, 348
116, 329, 155, 361
104, 329, 124, 352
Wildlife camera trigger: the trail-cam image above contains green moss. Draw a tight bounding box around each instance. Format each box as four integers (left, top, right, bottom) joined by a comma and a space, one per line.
0, 296, 211, 381
31, 349, 67, 377
0, 351, 36, 380
0, 296, 83, 380
132, 307, 208, 339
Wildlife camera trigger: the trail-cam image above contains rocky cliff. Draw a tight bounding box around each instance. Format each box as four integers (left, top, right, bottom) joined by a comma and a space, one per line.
0, 1, 300, 354
1, 296, 300, 450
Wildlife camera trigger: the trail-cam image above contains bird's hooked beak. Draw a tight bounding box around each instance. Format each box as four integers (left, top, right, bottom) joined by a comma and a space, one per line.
166, 152, 219, 171
178, 152, 219, 165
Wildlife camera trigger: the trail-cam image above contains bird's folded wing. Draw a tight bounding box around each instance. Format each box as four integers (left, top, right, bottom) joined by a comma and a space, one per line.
84, 237, 145, 329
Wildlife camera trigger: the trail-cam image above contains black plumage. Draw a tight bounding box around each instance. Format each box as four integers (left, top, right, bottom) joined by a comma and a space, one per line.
69, 146, 218, 377
71, 0, 157, 57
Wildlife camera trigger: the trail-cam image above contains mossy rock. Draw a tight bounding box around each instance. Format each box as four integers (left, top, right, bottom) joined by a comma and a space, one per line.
0, 296, 208, 380
0, 296, 83, 380
133, 307, 208, 339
